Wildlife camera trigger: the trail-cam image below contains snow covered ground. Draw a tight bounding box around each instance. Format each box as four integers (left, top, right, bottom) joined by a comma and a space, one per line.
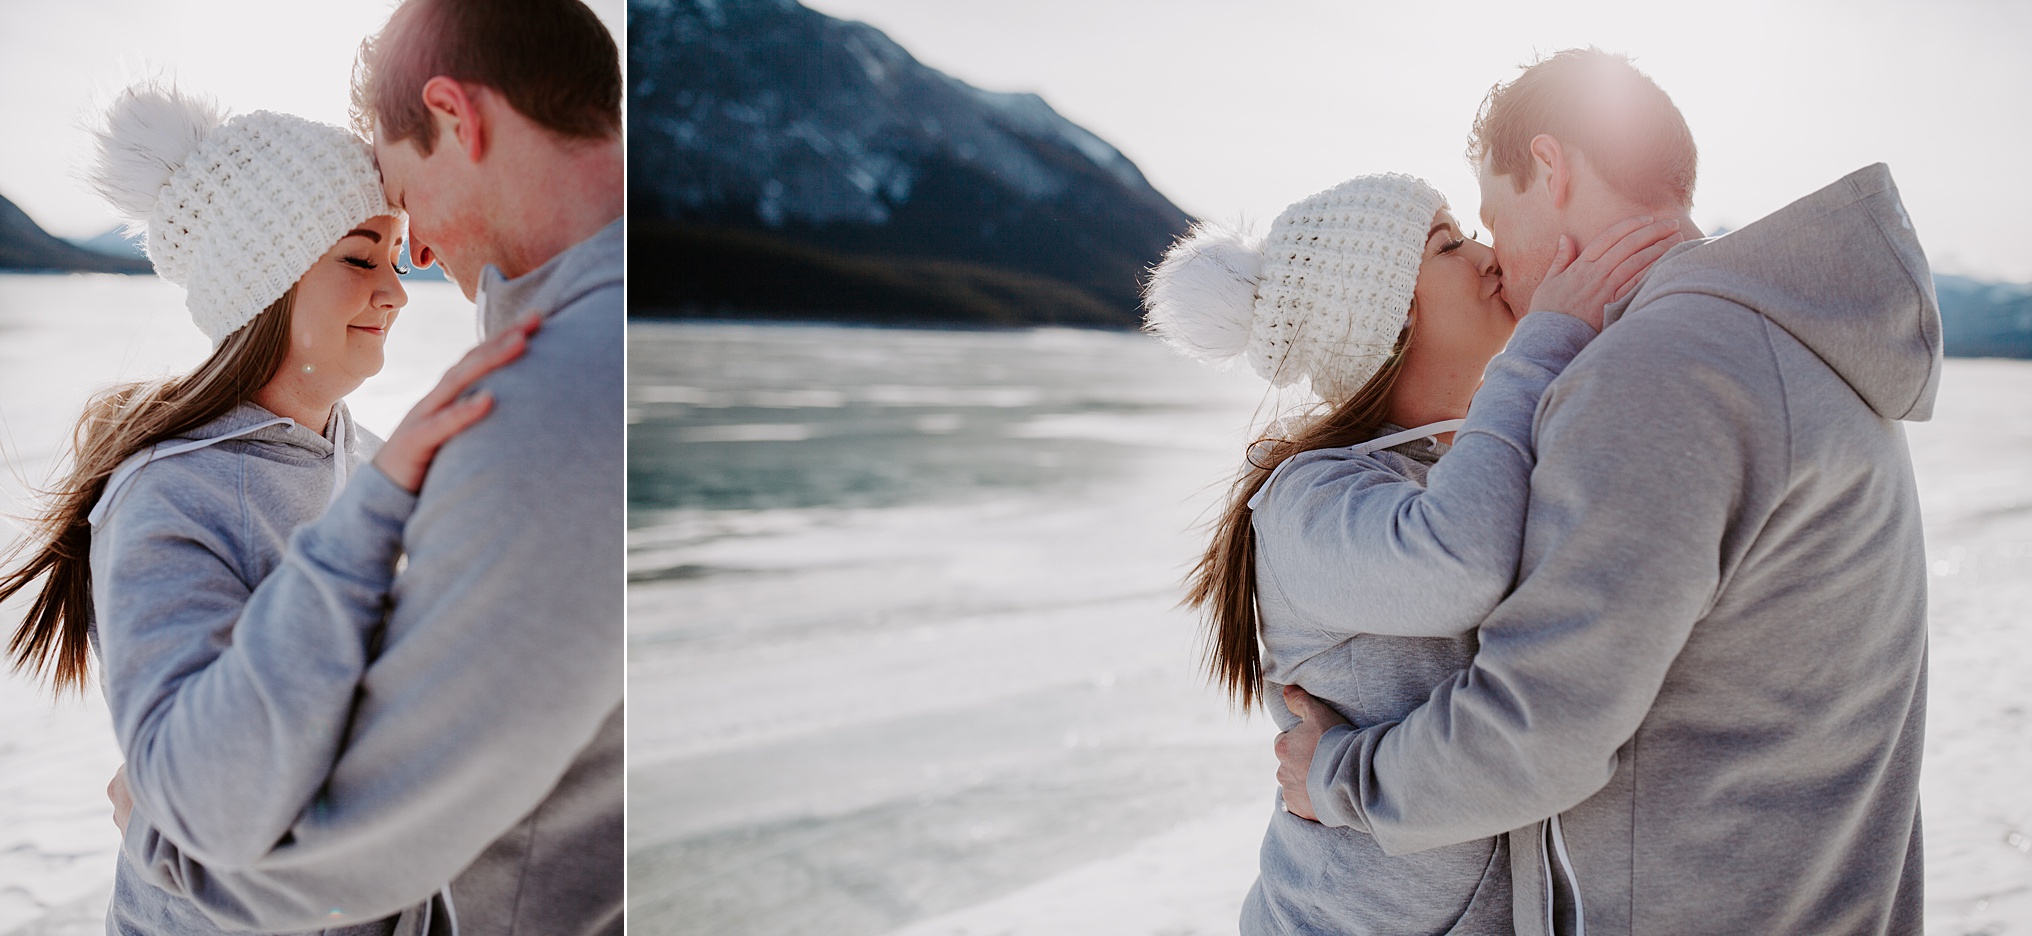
628, 322, 2032, 936
1906, 359, 2032, 935
0, 274, 480, 936
5, 305, 2025, 934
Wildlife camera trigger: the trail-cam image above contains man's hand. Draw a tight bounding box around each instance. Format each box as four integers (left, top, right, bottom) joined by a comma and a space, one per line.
1531, 215, 1685, 331
373, 311, 542, 493
108, 764, 133, 835
1274, 685, 1350, 822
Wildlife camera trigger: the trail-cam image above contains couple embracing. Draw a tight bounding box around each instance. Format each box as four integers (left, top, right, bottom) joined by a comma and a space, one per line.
1150, 49, 1938, 935
1, 0, 621, 933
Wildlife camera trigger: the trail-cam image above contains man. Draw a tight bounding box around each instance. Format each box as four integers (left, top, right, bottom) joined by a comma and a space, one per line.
1275, 49, 1937, 934
110, 1, 624, 933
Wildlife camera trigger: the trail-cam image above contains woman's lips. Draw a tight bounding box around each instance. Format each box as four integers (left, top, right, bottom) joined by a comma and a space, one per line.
349, 325, 387, 336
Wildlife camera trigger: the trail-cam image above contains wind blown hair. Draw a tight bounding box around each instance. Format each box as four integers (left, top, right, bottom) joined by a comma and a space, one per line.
2, 293, 294, 694
1188, 324, 1413, 711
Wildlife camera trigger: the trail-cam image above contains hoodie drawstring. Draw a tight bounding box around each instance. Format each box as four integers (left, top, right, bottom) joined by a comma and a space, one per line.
90, 413, 352, 528
1247, 419, 1466, 511
1543, 814, 1587, 936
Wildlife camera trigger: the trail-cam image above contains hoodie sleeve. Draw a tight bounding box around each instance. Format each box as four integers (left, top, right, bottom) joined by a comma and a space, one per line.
120, 282, 625, 929
1303, 296, 1789, 852
1252, 311, 1597, 639
98, 457, 416, 878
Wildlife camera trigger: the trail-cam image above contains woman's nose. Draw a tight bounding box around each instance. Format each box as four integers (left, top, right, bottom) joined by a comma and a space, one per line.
379, 269, 408, 310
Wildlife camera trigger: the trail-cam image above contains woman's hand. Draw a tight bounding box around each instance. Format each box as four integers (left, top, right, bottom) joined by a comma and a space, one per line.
109, 764, 133, 834
373, 312, 543, 493
1531, 215, 1685, 332
1275, 685, 1350, 822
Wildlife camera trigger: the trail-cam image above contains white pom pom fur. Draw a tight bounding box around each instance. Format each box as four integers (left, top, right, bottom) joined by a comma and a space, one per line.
1142, 221, 1264, 365
85, 80, 227, 226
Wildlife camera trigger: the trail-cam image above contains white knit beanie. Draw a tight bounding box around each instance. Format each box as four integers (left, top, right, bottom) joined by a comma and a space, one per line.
85, 81, 392, 345
1143, 173, 1446, 405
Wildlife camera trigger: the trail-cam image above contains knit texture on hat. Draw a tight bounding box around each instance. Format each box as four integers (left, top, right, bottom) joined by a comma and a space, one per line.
1144, 173, 1445, 405
87, 83, 390, 344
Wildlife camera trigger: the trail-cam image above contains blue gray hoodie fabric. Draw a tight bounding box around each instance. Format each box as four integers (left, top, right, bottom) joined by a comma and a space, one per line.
1243, 312, 1597, 936
93, 403, 406, 936
1293, 164, 1938, 935
105, 219, 624, 935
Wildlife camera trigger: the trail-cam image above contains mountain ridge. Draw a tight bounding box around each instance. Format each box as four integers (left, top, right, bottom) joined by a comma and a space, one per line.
0, 193, 151, 274
1938, 272, 2032, 358
626, 0, 1193, 328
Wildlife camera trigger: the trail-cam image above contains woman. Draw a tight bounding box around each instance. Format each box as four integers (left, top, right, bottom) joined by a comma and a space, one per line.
1144, 173, 1675, 934
0, 83, 532, 935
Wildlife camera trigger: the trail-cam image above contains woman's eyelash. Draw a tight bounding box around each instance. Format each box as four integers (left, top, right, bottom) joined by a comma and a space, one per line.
1438, 237, 1467, 254
343, 256, 378, 270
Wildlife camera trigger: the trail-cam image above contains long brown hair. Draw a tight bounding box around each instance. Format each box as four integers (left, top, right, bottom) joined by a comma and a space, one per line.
2, 288, 296, 694
1189, 323, 1415, 711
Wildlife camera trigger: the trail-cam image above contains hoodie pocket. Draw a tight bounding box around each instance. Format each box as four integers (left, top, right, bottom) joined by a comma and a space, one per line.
1441, 834, 1513, 936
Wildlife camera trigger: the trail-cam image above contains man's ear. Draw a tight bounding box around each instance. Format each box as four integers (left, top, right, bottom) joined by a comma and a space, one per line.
1529, 134, 1571, 210
419, 76, 488, 164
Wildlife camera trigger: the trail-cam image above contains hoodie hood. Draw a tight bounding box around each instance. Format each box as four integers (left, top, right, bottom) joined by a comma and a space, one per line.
1606, 163, 1943, 421
474, 217, 624, 340
170, 400, 359, 462
89, 401, 364, 529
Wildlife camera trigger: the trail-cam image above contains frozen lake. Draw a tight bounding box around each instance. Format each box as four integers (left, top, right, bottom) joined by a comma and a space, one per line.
0, 273, 482, 935
628, 320, 2032, 936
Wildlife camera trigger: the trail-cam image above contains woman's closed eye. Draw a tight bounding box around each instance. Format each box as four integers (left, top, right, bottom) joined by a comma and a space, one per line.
1436, 226, 1490, 257
343, 256, 379, 270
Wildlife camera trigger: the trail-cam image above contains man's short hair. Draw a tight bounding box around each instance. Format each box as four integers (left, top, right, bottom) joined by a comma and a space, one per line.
351, 0, 621, 154
1468, 48, 1697, 209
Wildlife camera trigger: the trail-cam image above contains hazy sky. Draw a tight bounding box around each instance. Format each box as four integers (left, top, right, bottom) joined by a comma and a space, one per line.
0, 0, 622, 241
805, 0, 2032, 282
5, 1, 2023, 281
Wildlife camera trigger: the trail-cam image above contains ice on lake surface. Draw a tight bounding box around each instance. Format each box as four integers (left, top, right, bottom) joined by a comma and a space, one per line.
0, 273, 485, 936
628, 321, 2032, 936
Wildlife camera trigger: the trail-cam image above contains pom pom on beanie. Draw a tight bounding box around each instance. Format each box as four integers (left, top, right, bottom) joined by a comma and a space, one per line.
86, 82, 227, 228
1143, 221, 1265, 365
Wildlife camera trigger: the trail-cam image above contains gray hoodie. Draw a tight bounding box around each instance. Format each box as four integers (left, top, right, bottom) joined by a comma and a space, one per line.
1303, 164, 1938, 935
114, 219, 624, 935
1241, 312, 1597, 936
91, 402, 412, 936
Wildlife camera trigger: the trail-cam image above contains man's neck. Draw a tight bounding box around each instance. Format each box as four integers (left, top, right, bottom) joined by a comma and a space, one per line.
488, 136, 624, 280
1570, 201, 1703, 247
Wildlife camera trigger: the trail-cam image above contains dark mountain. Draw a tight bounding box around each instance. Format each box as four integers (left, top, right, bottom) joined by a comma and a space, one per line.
1, 194, 151, 274
626, 0, 1193, 327
1938, 273, 2032, 358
